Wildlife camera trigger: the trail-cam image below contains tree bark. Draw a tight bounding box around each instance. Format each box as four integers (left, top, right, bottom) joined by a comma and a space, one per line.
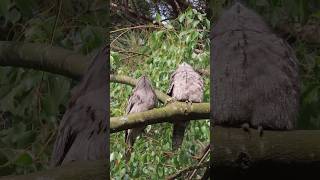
111, 102, 210, 133
0, 41, 89, 79
0, 160, 107, 180
213, 126, 320, 178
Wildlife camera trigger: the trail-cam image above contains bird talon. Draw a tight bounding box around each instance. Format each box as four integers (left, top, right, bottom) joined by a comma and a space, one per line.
165, 97, 176, 105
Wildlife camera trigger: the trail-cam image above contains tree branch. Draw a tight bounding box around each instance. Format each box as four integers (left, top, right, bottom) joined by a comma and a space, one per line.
213, 126, 320, 177
110, 74, 171, 103
110, 102, 210, 133
0, 41, 90, 79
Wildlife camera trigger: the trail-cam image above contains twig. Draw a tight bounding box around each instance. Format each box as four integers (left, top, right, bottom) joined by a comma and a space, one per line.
110, 29, 130, 46
110, 25, 163, 34
111, 46, 149, 57
173, 0, 182, 14
165, 161, 210, 180
188, 144, 210, 179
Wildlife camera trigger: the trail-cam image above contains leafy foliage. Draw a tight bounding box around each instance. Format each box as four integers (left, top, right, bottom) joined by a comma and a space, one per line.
110, 9, 210, 178
0, 0, 108, 175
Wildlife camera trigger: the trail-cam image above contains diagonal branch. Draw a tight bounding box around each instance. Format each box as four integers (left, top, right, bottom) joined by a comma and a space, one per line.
110, 102, 210, 133
110, 74, 171, 103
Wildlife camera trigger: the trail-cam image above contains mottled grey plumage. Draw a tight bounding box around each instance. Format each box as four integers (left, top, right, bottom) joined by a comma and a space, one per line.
51, 47, 107, 166
212, 2, 300, 131
167, 62, 204, 150
125, 76, 157, 160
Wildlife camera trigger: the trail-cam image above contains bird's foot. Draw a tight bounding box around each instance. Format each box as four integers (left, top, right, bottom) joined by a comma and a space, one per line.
185, 100, 193, 106
184, 100, 192, 114
165, 97, 176, 105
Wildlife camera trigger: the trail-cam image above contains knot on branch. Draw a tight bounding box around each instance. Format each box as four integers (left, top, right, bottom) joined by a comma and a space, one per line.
120, 116, 129, 122
235, 152, 252, 170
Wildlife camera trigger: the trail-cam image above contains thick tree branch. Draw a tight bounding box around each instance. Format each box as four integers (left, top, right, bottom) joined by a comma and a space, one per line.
110, 102, 210, 133
0, 160, 107, 180
213, 126, 320, 177
0, 41, 90, 79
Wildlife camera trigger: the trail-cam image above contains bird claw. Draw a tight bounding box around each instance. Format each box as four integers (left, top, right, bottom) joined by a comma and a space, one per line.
184, 100, 192, 114
165, 97, 176, 105
185, 100, 193, 106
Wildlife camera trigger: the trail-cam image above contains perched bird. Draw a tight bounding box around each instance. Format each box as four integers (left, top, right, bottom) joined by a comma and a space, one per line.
212, 2, 300, 134
51, 46, 108, 166
125, 75, 157, 161
167, 62, 204, 150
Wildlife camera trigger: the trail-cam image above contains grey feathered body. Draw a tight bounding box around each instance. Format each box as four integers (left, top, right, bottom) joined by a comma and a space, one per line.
125, 76, 157, 159
51, 47, 108, 166
212, 2, 300, 130
168, 62, 204, 150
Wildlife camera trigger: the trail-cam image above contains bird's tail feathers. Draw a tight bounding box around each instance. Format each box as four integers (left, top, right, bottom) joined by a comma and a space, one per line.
172, 121, 188, 151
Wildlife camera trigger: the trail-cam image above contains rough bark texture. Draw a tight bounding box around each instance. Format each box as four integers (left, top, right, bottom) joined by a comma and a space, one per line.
211, 2, 300, 130
50, 47, 108, 166
0, 41, 89, 79
213, 127, 320, 179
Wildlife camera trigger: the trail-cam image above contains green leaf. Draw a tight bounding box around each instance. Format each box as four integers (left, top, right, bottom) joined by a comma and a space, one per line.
15, 152, 32, 166
155, 13, 161, 22
178, 14, 185, 23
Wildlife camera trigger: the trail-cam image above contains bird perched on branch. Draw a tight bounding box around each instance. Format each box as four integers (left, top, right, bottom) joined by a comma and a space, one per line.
212, 2, 300, 135
50, 46, 108, 166
125, 75, 157, 161
167, 62, 204, 150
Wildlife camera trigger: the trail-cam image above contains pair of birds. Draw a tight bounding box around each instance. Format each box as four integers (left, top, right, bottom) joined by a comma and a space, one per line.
125, 62, 204, 160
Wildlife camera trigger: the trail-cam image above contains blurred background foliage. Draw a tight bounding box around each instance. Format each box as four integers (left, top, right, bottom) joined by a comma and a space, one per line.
0, 0, 107, 176
110, 8, 210, 179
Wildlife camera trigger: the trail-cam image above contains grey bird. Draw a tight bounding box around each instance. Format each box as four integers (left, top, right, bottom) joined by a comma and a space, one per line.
125, 75, 157, 161
50, 46, 108, 166
167, 62, 204, 150
211, 2, 300, 134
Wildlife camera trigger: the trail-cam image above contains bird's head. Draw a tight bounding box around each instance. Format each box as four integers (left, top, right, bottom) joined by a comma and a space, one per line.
136, 75, 153, 89
178, 62, 193, 70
